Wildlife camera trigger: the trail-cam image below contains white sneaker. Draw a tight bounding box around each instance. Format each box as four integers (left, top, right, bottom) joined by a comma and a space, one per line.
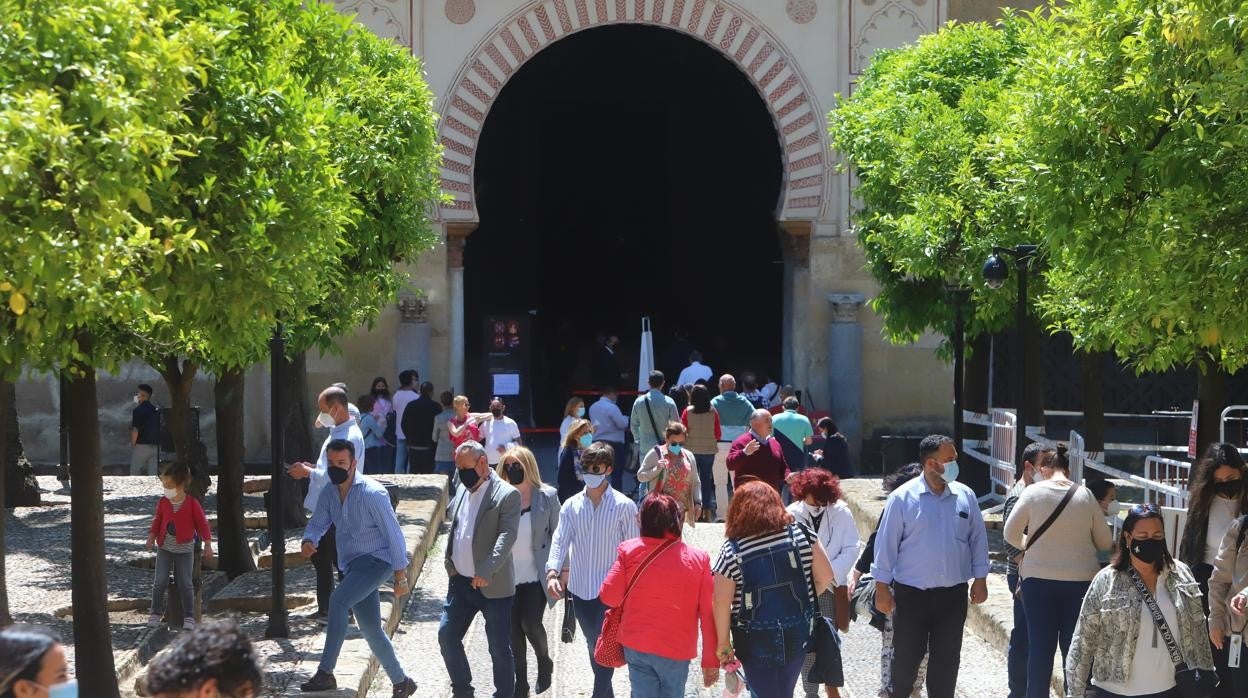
182, 619, 196, 631
147, 615, 162, 628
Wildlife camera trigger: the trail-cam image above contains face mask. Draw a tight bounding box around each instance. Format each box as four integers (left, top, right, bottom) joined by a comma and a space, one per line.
668, 443, 683, 455
804, 502, 826, 516
940, 461, 960, 484
458, 467, 482, 489
163, 488, 178, 499
578, 433, 594, 449
1130, 537, 1166, 565
505, 463, 525, 485
576, 406, 586, 418
33, 680, 78, 698
583, 473, 608, 489
328, 466, 350, 485
1105, 500, 1122, 518
316, 411, 335, 428
491, 408, 503, 418
133, 396, 141, 405
1215, 479, 1243, 499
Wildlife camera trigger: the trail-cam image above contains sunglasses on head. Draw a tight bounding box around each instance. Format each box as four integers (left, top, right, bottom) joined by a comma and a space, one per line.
1130, 503, 1160, 516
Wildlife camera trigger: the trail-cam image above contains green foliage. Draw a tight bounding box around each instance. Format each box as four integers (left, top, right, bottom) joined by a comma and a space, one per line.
998, 0, 1248, 373
829, 16, 1045, 349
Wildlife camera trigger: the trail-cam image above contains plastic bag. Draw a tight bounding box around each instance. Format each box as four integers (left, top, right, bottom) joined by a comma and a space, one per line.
722, 658, 747, 698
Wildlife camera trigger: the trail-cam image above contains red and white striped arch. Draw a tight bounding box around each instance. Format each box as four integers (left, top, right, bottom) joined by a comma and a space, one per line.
436, 0, 828, 221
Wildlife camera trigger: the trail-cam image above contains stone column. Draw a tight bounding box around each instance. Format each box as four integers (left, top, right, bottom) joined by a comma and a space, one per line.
827, 293, 865, 467
779, 222, 812, 388
446, 224, 473, 394
395, 296, 431, 385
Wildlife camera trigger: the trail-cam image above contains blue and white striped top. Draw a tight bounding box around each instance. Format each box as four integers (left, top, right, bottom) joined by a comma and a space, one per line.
546, 486, 639, 600
305, 474, 409, 572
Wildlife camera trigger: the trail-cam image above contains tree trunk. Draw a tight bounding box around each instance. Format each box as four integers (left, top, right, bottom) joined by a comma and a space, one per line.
276, 352, 309, 529
1024, 317, 1047, 433
214, 369, 255, 579
1079, 350, 1106, 463
962, 332, 992, 493
0, 381, 13, 626
1196, 358, 1228, 460
65, 335, 121, 697
157, 356, 210, 498
2, 381, 38, 507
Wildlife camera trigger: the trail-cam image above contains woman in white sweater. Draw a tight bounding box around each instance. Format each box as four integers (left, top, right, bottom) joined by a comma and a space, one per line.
1003, 445, 1113, 698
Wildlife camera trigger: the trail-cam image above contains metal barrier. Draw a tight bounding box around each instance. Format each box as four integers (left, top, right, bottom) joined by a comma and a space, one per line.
1027, 429, 1191, 508
1107, 505, 1187, 558
1143, 456, 1192, 509
962, 408, 1017, 506
1222, 405, 1248, 446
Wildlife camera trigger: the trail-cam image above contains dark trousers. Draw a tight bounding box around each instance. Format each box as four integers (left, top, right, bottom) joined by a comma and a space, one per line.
1195, 562, 1236, 698
1021, 578, 1088, 698
1234, 659, 1248, 697
1007, 574, 1028, 698
408, 446, 435, 475
311, 524, 341, 614
604, 441, 627, 491
1093, 689, 1180, 698
511, 582, 553, 692
572, 594, 614, 698
742, 653, 805, 698
891, 583, 968, 698
694, 454, 715, 517
438, 575, 516, 698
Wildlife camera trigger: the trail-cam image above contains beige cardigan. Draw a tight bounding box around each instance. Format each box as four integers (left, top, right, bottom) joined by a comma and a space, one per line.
1003, 480, 1113, 581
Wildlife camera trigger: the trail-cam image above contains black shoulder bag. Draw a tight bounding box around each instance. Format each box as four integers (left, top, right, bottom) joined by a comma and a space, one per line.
804, 525, 844, 687
1023, 483, 1079, 553
1128, 567, 1218, 698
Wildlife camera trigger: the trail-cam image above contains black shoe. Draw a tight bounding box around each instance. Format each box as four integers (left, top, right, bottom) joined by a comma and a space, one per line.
300, 671, 337, 692
535, 657, 553, 694
310, 610, 328, 626
513, 682, 530, 698
392, 677, 417, 697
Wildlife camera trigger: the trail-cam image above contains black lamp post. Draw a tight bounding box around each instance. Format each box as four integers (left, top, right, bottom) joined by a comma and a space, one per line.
983, 244, 1038, 467
947, 285, 971, 469
265, 324, 288, 639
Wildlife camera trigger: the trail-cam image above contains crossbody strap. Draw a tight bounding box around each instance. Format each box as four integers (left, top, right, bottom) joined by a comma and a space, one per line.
621, 538, 678, 607
643, 397, 662, 447
1024, 483, 1080, 552
1128, 568, 1188, 669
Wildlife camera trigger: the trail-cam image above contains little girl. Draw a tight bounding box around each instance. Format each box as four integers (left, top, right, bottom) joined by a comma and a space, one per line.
146, 463, 213, 630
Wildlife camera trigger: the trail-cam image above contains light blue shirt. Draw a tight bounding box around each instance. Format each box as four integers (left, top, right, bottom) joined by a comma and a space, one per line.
305, 473, 409, 572
629, 389, 679, 448
304, 420, 366, 513
546, 486, 639, 599
588, 396, 629, 443
871, 474, 990, 589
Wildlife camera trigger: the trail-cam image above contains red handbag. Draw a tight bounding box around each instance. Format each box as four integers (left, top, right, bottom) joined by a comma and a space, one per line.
593, 538, 678, 668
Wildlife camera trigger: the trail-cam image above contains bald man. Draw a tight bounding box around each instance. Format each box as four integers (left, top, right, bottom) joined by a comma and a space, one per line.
287, 385, 367, 621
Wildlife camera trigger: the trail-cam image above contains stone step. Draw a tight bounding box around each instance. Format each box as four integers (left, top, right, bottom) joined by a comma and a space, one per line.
209, 565, 317, 613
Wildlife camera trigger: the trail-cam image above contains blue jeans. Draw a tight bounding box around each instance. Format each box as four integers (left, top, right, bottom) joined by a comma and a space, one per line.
319, 554, 406, 684
394, 438, 408, 474
435, 459, 454, 475
1007, 574, 1028, 698
150, 548, 193, 620
1021, 577, 1089, 698
694, 454, 715, 516
438, 575, 516, 697
571, 594, 614, 698
624, 646, 689, 698
741, 653, 805, 698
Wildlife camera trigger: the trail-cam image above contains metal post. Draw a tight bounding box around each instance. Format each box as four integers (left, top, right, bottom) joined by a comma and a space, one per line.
1014, 257, 1029, 468
266, 324, 288, 638
950, 287, 969, 481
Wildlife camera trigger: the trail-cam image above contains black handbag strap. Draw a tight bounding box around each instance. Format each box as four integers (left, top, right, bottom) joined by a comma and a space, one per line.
1025, 483, 1080, 552
643, 397, 662, 447
1128, 567, 1188, 669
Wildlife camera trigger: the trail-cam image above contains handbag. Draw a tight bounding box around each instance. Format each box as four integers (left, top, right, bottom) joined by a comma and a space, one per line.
561, 595, 576, 643
593, 538, 677, 668
806, 531, 844, 687
1128, 568, 1219, 698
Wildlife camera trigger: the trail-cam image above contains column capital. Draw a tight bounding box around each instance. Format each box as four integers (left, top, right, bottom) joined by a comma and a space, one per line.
446, 222, 476, 269
827, 293, 866, 323
779, 220, 812, 268
396, 295, 428, 324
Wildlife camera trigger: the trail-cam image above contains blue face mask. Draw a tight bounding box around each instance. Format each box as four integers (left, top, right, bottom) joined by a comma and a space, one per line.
668, 443, 683, 455
38, 680, 78, 698
578, 433, 594, 449
940, 461, 960, 484
576, 406, 586, 418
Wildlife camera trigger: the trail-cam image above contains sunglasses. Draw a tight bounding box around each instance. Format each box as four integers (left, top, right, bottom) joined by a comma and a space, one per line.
582, 461, 611, 475
1129, 503, 1161, 516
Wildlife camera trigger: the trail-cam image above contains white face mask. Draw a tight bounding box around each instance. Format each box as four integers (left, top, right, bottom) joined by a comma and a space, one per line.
316, 411, 335, 428
804, 502, 826, 516
163, 488, 178, 499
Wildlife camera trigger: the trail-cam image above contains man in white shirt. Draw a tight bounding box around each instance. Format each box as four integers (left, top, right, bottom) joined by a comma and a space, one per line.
482, 397, 522, 465
676, 351, 713, 387
588, 387, 631, 490
390, 370, 419, 474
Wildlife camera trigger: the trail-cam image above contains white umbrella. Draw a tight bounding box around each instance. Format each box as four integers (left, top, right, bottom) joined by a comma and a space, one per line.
638, 316, 654, 393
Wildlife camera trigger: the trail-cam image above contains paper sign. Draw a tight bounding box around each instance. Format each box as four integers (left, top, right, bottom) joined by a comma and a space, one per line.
492, 373, 520, 396
1188, 400, 1200, 460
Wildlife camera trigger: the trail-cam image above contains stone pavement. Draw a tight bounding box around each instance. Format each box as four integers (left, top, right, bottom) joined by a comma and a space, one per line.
374, 514, 1030, 697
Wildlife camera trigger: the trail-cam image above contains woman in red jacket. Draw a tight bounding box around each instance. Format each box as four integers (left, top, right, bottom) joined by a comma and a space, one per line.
146, 463, 213, 630
599, 493, 719, 697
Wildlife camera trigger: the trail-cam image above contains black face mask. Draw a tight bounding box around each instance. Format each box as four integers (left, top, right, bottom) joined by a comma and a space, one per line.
458, 467, 482, 489
328, 465, 350, 485
491, 408, 503, 418
1130, 537, 1167, 565
1214, 479, 1243, 499
505, 463, 525, 485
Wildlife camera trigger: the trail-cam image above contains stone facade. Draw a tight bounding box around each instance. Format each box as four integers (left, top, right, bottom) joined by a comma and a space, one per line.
16, 0, 1030, 466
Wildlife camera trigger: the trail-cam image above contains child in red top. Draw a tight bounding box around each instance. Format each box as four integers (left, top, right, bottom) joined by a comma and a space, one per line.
146, 463, 213, 630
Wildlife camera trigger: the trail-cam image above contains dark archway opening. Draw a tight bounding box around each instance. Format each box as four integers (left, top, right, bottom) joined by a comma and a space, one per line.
468, 24, 784, 425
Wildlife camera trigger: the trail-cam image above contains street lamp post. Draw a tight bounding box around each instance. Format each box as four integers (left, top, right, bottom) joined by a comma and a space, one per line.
947, 285, 971, 481
265, 324, 288, 639
983, 245, 1038, 468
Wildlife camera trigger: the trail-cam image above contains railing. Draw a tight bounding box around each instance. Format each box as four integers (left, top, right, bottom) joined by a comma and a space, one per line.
962, 408, 1017, 507
1222, 405, 1248, 446
1143, 456, 1192, 509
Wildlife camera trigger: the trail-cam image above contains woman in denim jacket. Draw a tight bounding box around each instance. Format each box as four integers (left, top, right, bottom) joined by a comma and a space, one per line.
1066, 504, 1214, 698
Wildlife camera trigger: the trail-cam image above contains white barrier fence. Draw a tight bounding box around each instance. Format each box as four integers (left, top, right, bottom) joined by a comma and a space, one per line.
962, 408, 1016, 508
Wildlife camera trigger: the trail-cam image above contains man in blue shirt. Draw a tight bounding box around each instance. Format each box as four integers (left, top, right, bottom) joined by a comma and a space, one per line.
872, 434, 989, 698
588, 386, 630, 489
298, 439, 416, 697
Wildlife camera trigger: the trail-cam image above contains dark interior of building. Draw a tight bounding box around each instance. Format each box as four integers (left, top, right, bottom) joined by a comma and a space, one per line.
467, 25, 785, 425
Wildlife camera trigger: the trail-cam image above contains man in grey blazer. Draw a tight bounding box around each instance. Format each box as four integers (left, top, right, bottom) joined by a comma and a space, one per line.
439, 441, 522, 698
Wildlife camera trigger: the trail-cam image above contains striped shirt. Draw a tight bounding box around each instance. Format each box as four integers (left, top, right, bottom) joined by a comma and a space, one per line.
161, 498, 195, 554
304, 421, 366, 513
1003, 480, 1025, 578
713, 523, 817, 615
546, 486, 639, 599
305, 474, 409, 572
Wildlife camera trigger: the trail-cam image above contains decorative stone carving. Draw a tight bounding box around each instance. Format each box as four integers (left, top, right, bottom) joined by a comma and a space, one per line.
851, 0, 932, 75
397, 296, 428, 323
446, 0, 475, 24
828, 293, 866, 323
336, 0, 409, 45
786, 0, 817, 24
